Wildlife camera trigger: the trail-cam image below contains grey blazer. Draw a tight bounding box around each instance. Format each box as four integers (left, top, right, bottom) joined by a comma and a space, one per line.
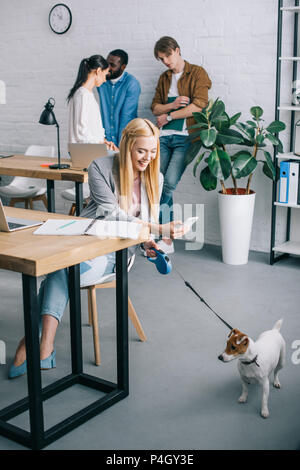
80, 155, 163, 256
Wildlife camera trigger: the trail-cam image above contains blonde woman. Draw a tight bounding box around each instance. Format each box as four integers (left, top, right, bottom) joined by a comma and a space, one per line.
9, 118, 186, 378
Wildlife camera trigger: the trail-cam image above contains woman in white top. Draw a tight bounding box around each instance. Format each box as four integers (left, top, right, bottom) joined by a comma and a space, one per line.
68, 54, 117, 150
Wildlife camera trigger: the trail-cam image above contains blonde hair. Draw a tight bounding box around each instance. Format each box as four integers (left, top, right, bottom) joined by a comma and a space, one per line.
118, 118, 160, 221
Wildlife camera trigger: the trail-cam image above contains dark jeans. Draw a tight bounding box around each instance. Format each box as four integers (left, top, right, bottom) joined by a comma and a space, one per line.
159, 134, 190, 224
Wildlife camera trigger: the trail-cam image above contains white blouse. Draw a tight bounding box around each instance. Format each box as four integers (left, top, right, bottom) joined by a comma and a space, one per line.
68, 86, 105, 143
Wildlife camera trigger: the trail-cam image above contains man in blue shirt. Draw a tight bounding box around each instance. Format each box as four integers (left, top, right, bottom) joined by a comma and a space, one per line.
97, 49, 141, 146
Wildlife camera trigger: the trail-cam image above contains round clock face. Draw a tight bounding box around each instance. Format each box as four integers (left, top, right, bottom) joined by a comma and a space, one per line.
49, 4, 72, 34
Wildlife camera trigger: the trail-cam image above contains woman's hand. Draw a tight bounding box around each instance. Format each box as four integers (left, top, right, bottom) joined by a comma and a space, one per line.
160, 220, 188, 239
104, 139, 119, 152
143, 239, 160, 258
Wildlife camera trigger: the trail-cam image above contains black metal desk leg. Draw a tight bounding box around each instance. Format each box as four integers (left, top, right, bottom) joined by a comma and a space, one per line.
22, 274, 44, 450
116, 249, 129, 394
46, 180, 55, 213
75, 182, 83, 216
68, 265, 83, 374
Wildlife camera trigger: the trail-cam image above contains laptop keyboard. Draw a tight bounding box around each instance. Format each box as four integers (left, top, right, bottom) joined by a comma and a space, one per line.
8, 222, 25, 230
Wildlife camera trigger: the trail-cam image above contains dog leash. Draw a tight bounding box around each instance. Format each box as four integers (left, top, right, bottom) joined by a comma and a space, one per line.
174, 263, 260, 366
147, 249, 263, 366
147, 249, 233, 331
172, 265, 234, 331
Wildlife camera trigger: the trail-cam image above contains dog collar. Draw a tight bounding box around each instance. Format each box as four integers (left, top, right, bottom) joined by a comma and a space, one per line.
241, 355, 260, 367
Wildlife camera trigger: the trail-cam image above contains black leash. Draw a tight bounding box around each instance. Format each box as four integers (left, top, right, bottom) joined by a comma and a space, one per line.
172, 265, 261, 366
172, 265, 234, 331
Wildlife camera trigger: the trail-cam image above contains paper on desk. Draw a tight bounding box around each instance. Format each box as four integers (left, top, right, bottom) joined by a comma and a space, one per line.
33, 218, 142, 239
33, 219, 92, 235
87, 220, 142, 239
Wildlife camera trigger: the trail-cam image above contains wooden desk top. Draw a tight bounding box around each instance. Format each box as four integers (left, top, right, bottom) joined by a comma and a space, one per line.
0, 207, 149, 277
0, 155, 88, 183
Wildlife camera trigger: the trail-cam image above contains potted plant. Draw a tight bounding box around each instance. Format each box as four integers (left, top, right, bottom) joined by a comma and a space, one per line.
185, 98, 286, 265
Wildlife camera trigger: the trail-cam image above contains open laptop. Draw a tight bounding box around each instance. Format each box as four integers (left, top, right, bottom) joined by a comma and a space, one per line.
0, 199, 43, 232
68, 143, 109, 170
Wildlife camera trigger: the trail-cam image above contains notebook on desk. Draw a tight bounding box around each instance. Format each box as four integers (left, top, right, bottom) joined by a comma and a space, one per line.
33, 218, 142, 239
68, 143, 109, 170
0, 199, 43, 232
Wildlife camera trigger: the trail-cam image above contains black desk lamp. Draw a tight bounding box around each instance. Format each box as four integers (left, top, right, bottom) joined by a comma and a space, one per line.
39, 98, 70, 169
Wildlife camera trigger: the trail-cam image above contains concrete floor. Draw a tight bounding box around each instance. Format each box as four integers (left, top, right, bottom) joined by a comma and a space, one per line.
0, 242, 300, 450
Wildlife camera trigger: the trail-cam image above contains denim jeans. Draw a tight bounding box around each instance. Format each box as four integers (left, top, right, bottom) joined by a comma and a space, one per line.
159, 134, 190, 223
38, 253, 116, 324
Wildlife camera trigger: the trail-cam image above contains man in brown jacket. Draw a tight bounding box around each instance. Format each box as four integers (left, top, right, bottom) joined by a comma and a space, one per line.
151, 36, 211, 253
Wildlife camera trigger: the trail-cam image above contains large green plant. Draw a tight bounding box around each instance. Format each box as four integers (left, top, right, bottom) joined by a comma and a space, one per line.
185, 98, 286, 194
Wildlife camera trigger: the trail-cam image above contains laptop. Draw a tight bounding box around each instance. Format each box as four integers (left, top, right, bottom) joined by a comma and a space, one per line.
68, 143, 109, 170
0, 199, 43, 232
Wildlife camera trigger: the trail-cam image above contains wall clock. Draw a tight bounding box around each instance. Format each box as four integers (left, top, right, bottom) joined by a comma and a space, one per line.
49, 4, 72, 34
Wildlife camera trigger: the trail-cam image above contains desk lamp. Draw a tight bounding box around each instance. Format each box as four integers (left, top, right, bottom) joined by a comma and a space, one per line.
39, 98, 69, 169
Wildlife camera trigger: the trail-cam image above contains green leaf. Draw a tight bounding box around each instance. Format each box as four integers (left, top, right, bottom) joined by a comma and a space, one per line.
187, 129, 208, 144
216, 128, 244, 145
193, 152, 207, 177
246, 120, 257, 128
193, 112, 208, 124
256, 133, 265, 145
250, 106, 263, 119
213, 112, 230, 131
232, 152, 257, 178
187, 122, 209, 131
266, 120, 286, 134
200, 165, 218, 191
229, 112, 242, 126
241, 138, 254, 147
262, 150, 276, 180
262, 162, 274, 180
184, 141, 202, 166
210, 99, 225, 120
231, 150, 251, 161
235, 122, 256, 141
277, 137, 284, 153
207, 148, 232, 180
265, 133, 280, 146
199, 128, 217, 147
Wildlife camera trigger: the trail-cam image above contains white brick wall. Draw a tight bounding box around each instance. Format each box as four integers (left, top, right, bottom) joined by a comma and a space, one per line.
0, 0, 294, 251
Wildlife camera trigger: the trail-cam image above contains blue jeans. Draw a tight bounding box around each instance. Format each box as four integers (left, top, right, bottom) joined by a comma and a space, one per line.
159, 134, 190, 223
38, 253, 116, 324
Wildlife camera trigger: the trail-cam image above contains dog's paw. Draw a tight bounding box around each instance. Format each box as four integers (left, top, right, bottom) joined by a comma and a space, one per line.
238, 395, 247, 403
273, 380, 281, 389
261, 408, 269, 419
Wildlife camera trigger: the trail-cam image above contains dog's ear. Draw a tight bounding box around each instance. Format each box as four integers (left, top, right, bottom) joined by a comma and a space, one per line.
228, 328, 239, 338
236, 335, 248, 346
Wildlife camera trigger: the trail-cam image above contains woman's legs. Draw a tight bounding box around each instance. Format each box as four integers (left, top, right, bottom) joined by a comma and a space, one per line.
12, 253, 116, 367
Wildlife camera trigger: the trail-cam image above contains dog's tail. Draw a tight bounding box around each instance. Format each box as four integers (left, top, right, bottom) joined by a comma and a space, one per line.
272, 319, 283, 331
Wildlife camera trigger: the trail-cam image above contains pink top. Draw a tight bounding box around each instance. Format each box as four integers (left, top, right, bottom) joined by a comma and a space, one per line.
129, 175, 141, 217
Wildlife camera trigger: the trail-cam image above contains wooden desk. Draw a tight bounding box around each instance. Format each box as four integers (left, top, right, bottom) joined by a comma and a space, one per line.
0, 155, 88, 215
0, 207, 149, 450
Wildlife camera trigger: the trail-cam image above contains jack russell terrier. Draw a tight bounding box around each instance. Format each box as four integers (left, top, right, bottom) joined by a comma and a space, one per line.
218, 319, 286, 418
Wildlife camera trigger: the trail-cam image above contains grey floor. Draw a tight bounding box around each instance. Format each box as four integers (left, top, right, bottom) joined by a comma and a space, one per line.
0, 241, 300, 450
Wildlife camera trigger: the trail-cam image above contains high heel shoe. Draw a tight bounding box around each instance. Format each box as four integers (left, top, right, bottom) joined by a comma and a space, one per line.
40, 350, 56, 370
8, 350, 56, 378
8, 360, 27, 379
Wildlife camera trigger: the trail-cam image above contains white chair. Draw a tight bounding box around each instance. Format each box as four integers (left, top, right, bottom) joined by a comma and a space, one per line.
80, 255, 147, 365
0, 145, 55, 209
61, 183, 90, 215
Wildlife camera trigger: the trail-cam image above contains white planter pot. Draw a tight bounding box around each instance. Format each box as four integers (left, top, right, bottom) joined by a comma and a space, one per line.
218, 190, 256, 265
